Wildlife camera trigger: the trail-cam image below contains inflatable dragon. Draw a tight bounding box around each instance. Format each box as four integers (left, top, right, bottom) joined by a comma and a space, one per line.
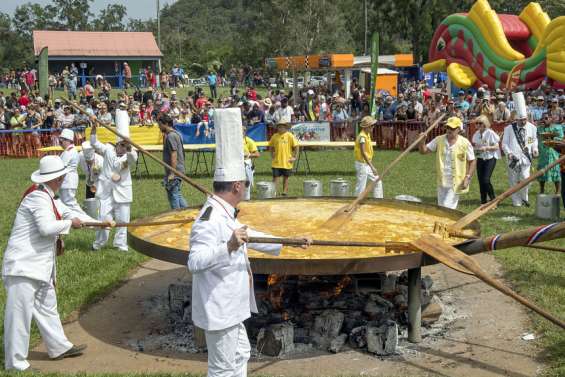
423, 0, 565, 90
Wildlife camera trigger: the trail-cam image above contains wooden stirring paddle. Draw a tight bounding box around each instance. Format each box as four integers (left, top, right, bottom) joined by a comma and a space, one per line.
412, 234, 565, 329
321, 114, 446, 232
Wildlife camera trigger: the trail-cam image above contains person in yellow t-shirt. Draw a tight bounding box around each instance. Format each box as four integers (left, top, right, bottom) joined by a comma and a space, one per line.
242, 127, 260, 200
354, 116, 383, 198
268, 122, 299, 196
419, 116, 476, 209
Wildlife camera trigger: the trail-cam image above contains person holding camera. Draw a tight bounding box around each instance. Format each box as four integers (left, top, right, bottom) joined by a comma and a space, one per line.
502, 92, 539, 207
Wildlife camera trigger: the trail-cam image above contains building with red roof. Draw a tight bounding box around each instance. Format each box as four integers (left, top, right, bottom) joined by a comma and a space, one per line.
33, 30, 163, 88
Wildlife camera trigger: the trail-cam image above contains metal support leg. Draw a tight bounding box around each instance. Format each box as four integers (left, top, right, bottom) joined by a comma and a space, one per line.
408, 267, 422, 343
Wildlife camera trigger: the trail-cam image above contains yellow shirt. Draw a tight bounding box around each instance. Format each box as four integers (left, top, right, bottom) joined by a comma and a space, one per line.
354, 130, 373, 163
435, 135, 473, 194
243, 136, 258, 159
269, 131, 298, 169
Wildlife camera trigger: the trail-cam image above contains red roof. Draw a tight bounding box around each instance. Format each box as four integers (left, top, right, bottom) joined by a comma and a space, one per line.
33, 31, 162, 58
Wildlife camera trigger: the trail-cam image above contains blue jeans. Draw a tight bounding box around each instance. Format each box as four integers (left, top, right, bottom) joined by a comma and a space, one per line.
165, 177, 188, 209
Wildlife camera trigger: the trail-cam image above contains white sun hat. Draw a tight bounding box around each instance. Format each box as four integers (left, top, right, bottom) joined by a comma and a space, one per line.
31, 155, 70, 183
213, 108, 246, 182
81, 141, 94, 161
59, 128, 74, 141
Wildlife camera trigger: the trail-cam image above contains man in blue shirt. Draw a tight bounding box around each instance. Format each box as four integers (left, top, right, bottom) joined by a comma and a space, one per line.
530, 95, 546, 122
207, 71, 217, 99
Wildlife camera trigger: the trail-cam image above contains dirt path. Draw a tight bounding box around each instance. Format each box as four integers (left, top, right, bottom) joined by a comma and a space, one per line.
31, 253, 544, 376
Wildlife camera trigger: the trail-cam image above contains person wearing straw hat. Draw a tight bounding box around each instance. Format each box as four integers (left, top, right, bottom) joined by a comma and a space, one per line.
354, 116, 383, 198
502, 92, 539, 207
2, 155, 93, 371
419, 116, 476, 209
188, 108, 309, 377
58, 128, 82, 214
89, 120, 137, 252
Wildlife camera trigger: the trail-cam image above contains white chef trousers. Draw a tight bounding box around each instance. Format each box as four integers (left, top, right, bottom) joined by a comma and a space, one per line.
3, 276, 73, 371
354, 161, 383, 198
507, 163, 531, 206
59, 188, 82, 215
437, 186, 459, 209
93, 197, 130, 251
244, 160, 253, 201
205, 323, 250, 377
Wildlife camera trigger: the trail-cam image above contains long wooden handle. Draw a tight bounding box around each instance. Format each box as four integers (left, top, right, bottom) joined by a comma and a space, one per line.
247, 236, 410, 249
450, 154, 565, 231
82, 218, 195, 228
413, 235, 565, 328
527, 244, 565, 253
65, 100, 213, 196
351, 114, 446, 208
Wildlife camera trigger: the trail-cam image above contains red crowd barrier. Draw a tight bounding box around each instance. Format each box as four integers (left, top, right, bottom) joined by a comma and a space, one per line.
0, 128, 86, 158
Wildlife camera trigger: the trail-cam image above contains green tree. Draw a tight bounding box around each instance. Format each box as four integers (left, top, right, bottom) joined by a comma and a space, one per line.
92, 4, 127, 31
12, 3, 60, 37
51, 0, 93, 31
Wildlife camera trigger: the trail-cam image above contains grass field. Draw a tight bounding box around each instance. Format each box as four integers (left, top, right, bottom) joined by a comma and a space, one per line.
0, 145, 564, 376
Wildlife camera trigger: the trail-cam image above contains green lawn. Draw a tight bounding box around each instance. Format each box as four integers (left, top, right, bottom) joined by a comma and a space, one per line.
0, 148, 564, 376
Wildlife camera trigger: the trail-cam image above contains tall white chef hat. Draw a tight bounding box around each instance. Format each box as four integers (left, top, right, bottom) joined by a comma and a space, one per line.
512, 92, 528, 120
213, 108, 246, 182
115, 107, 130, 142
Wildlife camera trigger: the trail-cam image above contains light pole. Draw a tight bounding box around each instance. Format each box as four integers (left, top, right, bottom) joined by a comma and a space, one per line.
157, 0, 161, 49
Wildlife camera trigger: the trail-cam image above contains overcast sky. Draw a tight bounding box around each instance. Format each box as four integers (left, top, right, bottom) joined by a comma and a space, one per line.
0, 0, 177, 20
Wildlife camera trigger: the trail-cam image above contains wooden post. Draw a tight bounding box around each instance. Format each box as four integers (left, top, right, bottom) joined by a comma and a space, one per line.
407, 267, 422, 343
193, 325, 206, 349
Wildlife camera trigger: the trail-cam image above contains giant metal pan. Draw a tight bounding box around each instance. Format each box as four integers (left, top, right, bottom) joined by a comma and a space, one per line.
128, 197, 481, 275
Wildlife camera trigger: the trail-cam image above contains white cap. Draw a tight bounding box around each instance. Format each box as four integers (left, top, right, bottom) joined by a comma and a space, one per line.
115, 108, 130, 142
31, 155, 70, 183
60, 128, 74, 141
171, 90, 176, 95
213, 108, 246, 182
512, 92, 528, 119
81, 141, 94, 161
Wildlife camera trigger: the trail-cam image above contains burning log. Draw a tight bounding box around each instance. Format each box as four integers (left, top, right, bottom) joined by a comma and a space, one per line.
366, 322, 399, 356
312, 310, 345, 350
256, 323, 294, 357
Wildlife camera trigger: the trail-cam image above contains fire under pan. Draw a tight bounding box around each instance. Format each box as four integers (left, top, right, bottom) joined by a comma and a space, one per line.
128, 197, 481, 343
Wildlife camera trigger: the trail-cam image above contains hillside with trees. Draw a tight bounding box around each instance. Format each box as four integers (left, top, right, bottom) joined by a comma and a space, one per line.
0, 0, 564, 71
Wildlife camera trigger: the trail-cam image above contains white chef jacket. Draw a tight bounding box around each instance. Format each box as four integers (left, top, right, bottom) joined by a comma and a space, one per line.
60, 145, 79, 189
90, 134, 137, 204
2, 185, 93, 283
188, 195, 282, 331
502, 122, 538, 166
78, 152, 104, 187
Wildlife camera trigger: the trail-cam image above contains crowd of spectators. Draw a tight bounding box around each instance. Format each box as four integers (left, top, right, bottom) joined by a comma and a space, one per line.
1, 63, 564, 143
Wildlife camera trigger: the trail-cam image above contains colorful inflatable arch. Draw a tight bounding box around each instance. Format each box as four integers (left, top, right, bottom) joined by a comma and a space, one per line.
423, 0, 565, 90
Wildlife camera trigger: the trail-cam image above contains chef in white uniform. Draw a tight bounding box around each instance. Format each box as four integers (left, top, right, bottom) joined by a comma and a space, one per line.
58, 128, 82, 214
502, 92, 539, 207
90, 119, 137, 252
188, 108, 309, 377
2, 156, 94, 371
78, 141, 104, 218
